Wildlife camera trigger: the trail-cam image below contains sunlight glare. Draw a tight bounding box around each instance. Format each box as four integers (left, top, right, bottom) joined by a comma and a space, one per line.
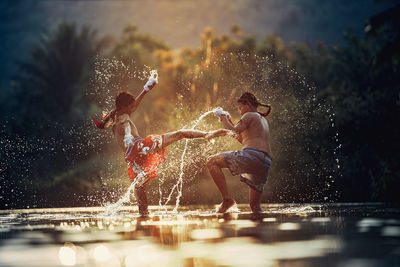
93, 245, 111, 262
59, 246, 76, 266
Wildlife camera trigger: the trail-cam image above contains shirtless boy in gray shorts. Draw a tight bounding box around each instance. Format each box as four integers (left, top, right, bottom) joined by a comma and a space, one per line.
206, 92, 272, 214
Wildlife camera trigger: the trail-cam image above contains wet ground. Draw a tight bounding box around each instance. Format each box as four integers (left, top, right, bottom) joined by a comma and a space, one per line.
0, 203, 399, 267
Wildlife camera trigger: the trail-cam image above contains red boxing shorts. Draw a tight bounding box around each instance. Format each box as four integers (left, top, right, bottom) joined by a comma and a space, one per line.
124, 134, 167, 187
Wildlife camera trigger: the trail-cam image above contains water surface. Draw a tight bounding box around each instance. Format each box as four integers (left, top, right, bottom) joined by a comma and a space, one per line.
0, 203, 399, 266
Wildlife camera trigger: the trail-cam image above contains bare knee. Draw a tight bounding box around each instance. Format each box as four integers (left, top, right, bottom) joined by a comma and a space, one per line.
207, 154, 226, 170
206, 155, 218, 169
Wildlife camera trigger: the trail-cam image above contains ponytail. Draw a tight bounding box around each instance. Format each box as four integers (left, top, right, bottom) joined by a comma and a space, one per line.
238, 92, 272, 117
257, 102, 272, 117
92, 109, 117, 129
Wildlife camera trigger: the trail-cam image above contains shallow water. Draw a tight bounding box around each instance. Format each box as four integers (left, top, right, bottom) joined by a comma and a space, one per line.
0, 203, 399, 267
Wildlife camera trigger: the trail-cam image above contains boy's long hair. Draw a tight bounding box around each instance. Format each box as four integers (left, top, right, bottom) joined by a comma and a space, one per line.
237, 92, 272, 117
92, 91, 136, 129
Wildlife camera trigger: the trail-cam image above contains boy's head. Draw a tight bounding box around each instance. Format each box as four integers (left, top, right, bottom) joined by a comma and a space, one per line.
237, 92, 258, 115
237, 92, 271, 117
237, 92, 258, 107
92, 91, 136, 130
116, 91, 136, 114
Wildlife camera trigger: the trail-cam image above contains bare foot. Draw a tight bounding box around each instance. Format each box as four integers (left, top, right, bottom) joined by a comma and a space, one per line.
217, 198, 236, 213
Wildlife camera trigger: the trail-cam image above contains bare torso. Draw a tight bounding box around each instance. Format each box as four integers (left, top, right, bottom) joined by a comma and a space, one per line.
239, 112, 272, 157
112, 114, 139, 152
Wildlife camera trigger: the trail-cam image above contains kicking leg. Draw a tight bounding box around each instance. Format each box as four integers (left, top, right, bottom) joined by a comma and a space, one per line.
162, 129, 207, 148
206, 154, 235, 212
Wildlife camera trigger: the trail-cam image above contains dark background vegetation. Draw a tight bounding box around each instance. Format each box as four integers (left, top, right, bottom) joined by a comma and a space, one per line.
0, 0, 399, 208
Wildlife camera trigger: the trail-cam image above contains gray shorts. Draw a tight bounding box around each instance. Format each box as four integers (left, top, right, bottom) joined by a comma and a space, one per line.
223, 147, 272, 193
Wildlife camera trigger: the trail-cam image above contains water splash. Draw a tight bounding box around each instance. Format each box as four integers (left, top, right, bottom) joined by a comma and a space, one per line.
103, 110, 215, 215
172, 110, 214, 212
157, 111, 214, 212
103, 173, 145, 215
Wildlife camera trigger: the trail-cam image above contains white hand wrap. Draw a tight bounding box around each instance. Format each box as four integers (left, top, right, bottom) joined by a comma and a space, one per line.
144, 77, 158, 92
213, 107, 230, 117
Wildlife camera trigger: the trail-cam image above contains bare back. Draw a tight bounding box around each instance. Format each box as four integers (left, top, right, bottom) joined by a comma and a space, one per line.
112, 114, 139, 152
239, 112, 272, 157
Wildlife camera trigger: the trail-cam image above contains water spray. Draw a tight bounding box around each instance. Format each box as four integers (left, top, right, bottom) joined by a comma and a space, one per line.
163, 110, 215, 212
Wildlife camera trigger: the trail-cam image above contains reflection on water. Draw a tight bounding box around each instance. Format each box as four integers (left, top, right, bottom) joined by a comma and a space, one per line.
0, 203, 399, 266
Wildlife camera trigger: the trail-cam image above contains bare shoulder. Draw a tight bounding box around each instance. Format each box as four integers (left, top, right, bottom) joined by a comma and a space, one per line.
117, 114, 131, 124
241, 112, 259, 122
241, 112, 252, 120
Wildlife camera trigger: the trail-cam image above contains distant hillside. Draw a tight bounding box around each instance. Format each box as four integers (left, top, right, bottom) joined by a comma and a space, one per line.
0, 0, 395, 81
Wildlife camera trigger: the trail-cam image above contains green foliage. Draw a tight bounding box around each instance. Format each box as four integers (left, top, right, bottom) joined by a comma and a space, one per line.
113, 25, 169, 69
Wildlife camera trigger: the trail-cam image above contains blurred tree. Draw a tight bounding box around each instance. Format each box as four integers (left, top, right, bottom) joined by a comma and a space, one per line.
112, 25, 168, 70
0, 22, 112, 208
16, 22, 110, 127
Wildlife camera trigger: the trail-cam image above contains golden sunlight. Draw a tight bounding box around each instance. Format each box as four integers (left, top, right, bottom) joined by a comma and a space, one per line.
59, 245, 76, 266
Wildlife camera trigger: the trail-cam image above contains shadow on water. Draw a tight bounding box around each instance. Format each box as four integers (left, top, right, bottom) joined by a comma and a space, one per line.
0, 203, 399, 266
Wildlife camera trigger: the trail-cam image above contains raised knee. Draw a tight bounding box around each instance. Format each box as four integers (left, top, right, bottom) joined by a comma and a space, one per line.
206, 156, 217, 169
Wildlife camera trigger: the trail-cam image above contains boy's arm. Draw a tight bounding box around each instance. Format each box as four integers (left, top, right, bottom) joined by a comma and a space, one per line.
123, 121, 134, 147
220, 113, 249, 134
132, 89, 148, 112
220, 115, 235, 129
235, 133, 243, 144
218, 114, 245, 143
132, 75, 158, 112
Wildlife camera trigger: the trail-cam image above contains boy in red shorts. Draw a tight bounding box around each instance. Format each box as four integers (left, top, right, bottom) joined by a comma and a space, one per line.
93, 77, 208, 215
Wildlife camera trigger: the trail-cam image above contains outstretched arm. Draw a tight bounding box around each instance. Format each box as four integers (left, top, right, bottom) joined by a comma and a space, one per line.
132, 89, 148, 113
131, 74, 158, 113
